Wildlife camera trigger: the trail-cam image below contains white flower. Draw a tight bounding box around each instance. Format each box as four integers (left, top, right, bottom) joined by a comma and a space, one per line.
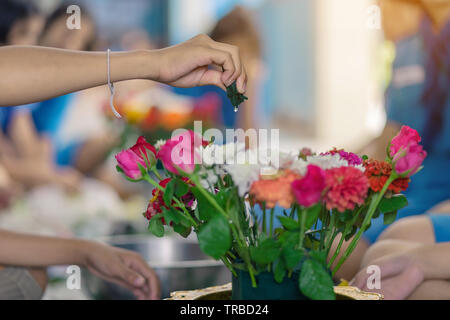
307, 154, 349, 169
289, 158, 308, 175
197, 166, 219, 191
262, 148, 298, 170
154, 139, 166, 150
290, 154, 352, 175
223, 160, 261, 196
197, 142, 246, 166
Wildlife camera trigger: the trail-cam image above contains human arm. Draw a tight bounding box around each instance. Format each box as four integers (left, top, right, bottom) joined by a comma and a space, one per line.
0, 34, 247, 106
358, 122, 401, 160
0, 229, 160, 299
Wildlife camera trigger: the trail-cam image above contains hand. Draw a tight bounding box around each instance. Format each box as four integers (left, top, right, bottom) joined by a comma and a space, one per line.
153, 34, 247, 92
80, 241, 160, 300
350, 251, 424, 300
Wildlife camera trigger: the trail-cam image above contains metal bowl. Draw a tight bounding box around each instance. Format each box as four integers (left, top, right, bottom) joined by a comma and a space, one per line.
83, 234, 230, 299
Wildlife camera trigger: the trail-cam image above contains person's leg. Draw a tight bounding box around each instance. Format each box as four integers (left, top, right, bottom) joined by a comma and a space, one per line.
0, 264, 48, 300
377, 215, 435, 244
27, 267, 48, 292
407, 280, 450, 300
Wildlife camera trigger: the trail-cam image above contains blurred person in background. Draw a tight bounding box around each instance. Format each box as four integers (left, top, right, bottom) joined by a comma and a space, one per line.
173, 6, 265, 131
332, 0, 450, 299
0, 2, 121, 196
0, 0, 43, 46
0, 0, 80, 193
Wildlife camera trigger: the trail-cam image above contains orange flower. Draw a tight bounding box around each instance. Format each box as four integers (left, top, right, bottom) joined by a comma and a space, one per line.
249, 170, 302, 208
363, 159, 409, 193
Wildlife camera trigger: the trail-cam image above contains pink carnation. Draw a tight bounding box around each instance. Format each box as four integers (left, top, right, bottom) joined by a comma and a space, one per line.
324, 166, 369, 212
292, 165, 326, 207
322, 148, 362, 166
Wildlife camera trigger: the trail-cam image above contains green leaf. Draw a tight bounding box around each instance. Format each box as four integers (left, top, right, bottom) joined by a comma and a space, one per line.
137, 163, 148, 176
250, 238, 281, 265
162, 207, 180, 225
279, 231, 299, 248
197, 214, 231, 259
299, 259, 335, 300
174, 179, 189, 197
282, 247, 304, 270
305, 204, 321, 229
163, 179, 176, 207
344, 225, 357, 241
148, 217, 164, 237
277, 216, 299, 231
383, 210, 398, 225
274, 259, 286, 283
191, 187, 215, 220
379, 195, 408, 213
173, 223, 192, 238
309, 250, 327, 265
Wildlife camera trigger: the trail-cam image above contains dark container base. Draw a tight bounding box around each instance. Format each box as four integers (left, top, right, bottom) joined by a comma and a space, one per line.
231, 269, 308, 300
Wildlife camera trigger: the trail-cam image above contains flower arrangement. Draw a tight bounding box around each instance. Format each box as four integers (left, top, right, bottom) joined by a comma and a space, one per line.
115, 125, 426, 300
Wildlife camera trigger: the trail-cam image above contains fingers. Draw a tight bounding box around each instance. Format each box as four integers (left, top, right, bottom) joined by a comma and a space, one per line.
236, 64, 247, 94
351, 255, 406, 288
193, 34, 247, 92
209, 42, 244, 91
118, 263, 146, 287
203, 47, 236, 87
124, 254, 161, 300
86, 265, 148, 300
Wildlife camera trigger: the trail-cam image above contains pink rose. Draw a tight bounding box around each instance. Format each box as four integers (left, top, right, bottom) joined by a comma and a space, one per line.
389, 126, 427, 177
291, 164, 326, 207
130, 136, 157, 165
115, 149, 146, 179
393, 142, 427, 177
389, 126, 421, 157
157, 130, 208, 174
115, 136, 157, 179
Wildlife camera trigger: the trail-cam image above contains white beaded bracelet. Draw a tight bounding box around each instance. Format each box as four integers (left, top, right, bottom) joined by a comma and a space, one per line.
107, 49, 121, 118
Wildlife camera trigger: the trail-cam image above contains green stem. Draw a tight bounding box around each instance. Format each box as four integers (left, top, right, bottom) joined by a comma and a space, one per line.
189, 174, 257, 287
332, 174, 397, 276
324, 214, 336, 251
319, 209, 328, 251
298, 208, 306, 249
328, 205, 365, 268
262, 203, 267, 235
151, 167, 162, 180
221, 257, 237, 277
269, 207, 275, 237
189, 176, 228, 217
328, 226, 348, 268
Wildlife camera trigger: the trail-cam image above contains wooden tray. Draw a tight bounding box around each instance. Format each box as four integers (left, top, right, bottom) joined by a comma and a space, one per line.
167, 283, 383, 300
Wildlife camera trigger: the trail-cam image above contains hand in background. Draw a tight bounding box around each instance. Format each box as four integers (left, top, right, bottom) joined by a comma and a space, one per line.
351, 251, 424, 300
81, 241, 160, 300
155, 34, 247, 92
